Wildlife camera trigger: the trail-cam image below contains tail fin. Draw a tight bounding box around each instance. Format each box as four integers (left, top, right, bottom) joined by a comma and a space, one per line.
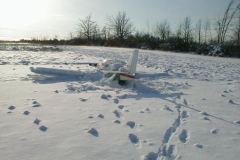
126, 49, 138, 75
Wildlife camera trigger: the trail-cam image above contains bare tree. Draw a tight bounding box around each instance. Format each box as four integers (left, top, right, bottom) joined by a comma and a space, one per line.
175, 21, 182, 40
215, 0, 240, 44
69, 32, 74, 40
101, 26, 108, 41
195, 19, 202, 44
77, 13, 96, 40
146, 19, 150, 35
92, 24, 100, 40
182, 16, 192, 44
155, 20, 171, 42
203, 19, 212, 44
107, 11, 134, 40
231, 8, 240, 48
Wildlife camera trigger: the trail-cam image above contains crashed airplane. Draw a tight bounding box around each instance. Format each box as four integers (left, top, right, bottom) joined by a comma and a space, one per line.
30, 49, 139, 85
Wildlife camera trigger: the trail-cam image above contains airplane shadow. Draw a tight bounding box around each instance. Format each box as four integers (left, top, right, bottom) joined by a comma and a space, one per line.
181, 104, 240, 127
117, 80, 187, 104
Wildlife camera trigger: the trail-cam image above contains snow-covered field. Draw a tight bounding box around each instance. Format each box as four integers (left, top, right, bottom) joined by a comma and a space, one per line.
1, 45, 240, 160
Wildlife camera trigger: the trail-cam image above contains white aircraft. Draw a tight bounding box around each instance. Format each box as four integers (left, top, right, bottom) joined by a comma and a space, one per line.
30, 49, 139, 85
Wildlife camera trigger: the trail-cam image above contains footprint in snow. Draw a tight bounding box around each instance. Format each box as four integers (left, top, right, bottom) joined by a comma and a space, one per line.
143, 152, 158, 160
8, 105, 15, 110
113, 98, 119, 104
80, 98, 88, 102
227, 99, 235, 104
179, 129, 190, 143
32, 101, 41, 107
145, 108, 150, 111
159, 144, 178, 159
33, 117, 41, 125
129, 133, 139, 145
23, 111, 30, 115
113, 120, 121, 124
97, 114, 104, 119
118, 105, 124, 109
222, 90, 228, 93
180, 110, 189, 119
210, 129, 218, 134
39, 125, 48, 132
113, 110, 123, 118
87, 127, 98, 137
101, 94, 108, 100
126, 121, 136, 129
163, 127, 176, 144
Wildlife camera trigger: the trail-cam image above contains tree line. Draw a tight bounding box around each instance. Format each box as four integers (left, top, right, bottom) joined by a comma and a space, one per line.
21, 0, 240, 57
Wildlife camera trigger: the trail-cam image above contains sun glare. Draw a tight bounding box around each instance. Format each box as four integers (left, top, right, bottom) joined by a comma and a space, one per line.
0, 0, 49, 29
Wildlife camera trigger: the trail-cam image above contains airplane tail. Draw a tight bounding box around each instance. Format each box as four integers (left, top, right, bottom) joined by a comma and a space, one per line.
126, 49, 138, 75
117, 49, 138, 83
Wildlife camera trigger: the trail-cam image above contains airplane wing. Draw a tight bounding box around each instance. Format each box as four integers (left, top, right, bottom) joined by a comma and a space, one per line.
68, 62, 97, 66
30, 67, 82, 76
49, 62, 98, 66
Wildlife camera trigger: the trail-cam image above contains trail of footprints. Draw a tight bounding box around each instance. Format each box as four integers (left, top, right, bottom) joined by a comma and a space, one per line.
91, 93, 192, 159
144, 98, 190, 160
6, 99, 48, 132
147, 95, 229, 160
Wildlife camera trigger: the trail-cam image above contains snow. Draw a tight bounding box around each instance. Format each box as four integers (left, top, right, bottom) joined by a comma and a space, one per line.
0, 45, 240, 160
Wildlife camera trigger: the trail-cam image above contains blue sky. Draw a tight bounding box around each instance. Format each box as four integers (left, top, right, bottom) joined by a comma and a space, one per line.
0, 0, 231, 40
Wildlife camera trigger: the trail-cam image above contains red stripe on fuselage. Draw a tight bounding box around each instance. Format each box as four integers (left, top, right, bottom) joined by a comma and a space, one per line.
120, 73, 135, 79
